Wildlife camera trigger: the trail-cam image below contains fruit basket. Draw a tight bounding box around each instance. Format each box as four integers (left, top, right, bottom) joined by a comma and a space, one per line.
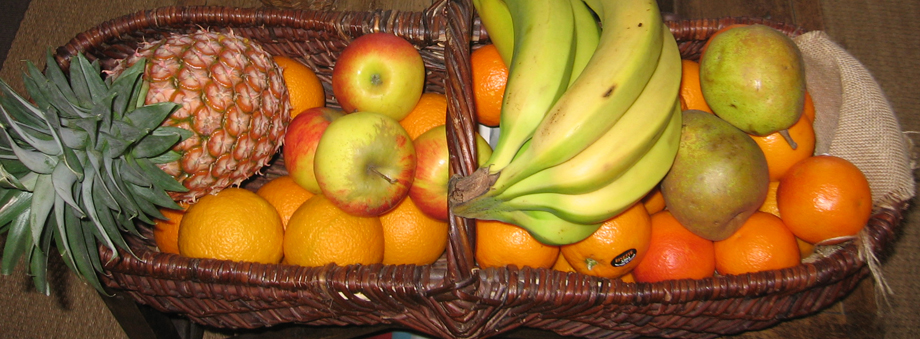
43, 0, 913, 338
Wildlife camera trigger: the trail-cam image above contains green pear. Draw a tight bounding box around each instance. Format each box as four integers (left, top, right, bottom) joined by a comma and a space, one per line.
661, 110, 770, 241
700, 24, 806, 136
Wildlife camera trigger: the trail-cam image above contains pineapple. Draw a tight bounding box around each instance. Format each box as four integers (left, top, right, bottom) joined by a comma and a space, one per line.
112, 30, 290, 202
0, 30, 289, 293
0, 52, 189, 294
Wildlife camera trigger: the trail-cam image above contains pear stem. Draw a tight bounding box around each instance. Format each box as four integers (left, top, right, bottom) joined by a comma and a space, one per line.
779, 129, 798, 150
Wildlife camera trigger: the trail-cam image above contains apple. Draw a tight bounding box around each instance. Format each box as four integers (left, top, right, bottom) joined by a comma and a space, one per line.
313, 111, 416, 217
283, 107, 345, 194
409, 125, 493, 221
332, 32, 426, 121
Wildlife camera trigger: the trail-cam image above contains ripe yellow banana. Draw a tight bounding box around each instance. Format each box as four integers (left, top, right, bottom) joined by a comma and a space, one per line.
482, 0, 577, 173
497, 25, 681, 198
487, 0, 664, 192
502, 102, 681, 225
472, 0, 514, 66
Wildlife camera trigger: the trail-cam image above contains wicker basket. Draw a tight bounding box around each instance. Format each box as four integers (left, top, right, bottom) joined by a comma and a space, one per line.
51, 1, 908, 338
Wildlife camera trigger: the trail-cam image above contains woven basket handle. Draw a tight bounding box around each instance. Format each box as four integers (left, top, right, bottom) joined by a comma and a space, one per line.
437, 0, 480, 295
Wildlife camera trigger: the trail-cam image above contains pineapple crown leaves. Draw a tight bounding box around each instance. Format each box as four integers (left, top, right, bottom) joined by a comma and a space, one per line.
0, 51, 191, 295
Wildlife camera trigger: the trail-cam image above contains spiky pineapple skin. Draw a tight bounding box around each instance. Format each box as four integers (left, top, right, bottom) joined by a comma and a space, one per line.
118, 30, 291, 202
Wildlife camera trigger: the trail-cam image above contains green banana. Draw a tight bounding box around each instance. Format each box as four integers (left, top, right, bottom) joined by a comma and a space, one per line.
473, 0, 514, 66
503, 102, 682, 225
497, 25, 681, 198
481, 209, 603, 246
568, 0, 601, 86
486, 0, 665, 193
482, 0, 577, 173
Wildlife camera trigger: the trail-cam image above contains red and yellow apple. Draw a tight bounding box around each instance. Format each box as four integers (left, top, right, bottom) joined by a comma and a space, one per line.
283, 107, 344, 194
409, 125, 493, 221
313, 112, 416, 217
331, 32, 426, 121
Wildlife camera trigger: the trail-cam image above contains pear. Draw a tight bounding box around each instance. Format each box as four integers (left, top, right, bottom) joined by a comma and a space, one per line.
661, 110, 770, 241
700, 24, 806, 136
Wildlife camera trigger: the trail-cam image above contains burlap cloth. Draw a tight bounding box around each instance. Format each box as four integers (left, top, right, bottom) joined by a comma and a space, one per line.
794, 31, 915, 208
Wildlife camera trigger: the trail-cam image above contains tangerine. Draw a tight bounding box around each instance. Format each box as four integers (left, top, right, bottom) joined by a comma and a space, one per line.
714, 212, 801, 275
758, 181, 781, 217
641, 186, 666, 215
178, 188, 284, 264
476, 219, 560, 269
256, 175, 314, 229
776, 155, 872, 245
153, 204, 187, 255
750, 113, 816, 181
632, 211, 716, 283
679, 59, 713, 113
619, 272, 636, 283
273, 56, 326, 119
400, 92, 448, 140
552, 252, 576, 273
284, 195, 385, 267
802, 90, 816, 123
561, 203, 651, 279
379, 197, 449, 265
471, 44, 508, 127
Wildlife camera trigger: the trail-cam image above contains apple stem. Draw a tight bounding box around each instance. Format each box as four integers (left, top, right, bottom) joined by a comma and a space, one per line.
370, 167, 398, 184
779, 129, 798, 150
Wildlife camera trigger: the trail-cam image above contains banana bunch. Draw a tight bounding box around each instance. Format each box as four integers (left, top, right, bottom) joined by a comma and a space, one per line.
457, 0, 682, 245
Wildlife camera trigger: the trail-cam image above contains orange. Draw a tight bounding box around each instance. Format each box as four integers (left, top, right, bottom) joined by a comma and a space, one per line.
561, 203, 651, 279
153, 203, 188, 255
552, 252, 576, 273
379, 197, 449, 265
471, 44, 508, 127
273, 55, 325, 119
797, 237, 816, 259
802, 90, 816, 123
632, 211, 715, 283
475, 219, 560, 269
759, 182, 816, 258
750, 113, 816, 181
400, 92, 448, 140
758, 181, 781, 217
701, 24, 749, 59
776, 155, 873, 245
284, 195, 384, 267
256, 175, 314, 229
641, 186, 666, 215
178, 188, 284, 264
619, 272, 636, 283
679, 59, 713, 113
714, 212, 801, 275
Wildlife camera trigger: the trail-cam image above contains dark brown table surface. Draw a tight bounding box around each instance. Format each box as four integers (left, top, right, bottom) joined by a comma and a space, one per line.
99, 1, 876, 338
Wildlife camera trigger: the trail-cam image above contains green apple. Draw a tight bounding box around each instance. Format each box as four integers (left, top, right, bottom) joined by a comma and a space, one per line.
332, 32, 425, 121
313, 112, 416, 217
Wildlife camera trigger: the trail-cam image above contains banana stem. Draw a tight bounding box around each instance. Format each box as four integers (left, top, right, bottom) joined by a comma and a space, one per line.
449, 167, 506, 218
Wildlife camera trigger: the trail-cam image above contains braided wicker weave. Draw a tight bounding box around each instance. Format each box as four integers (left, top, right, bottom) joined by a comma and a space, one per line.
51, 1, 907, 338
